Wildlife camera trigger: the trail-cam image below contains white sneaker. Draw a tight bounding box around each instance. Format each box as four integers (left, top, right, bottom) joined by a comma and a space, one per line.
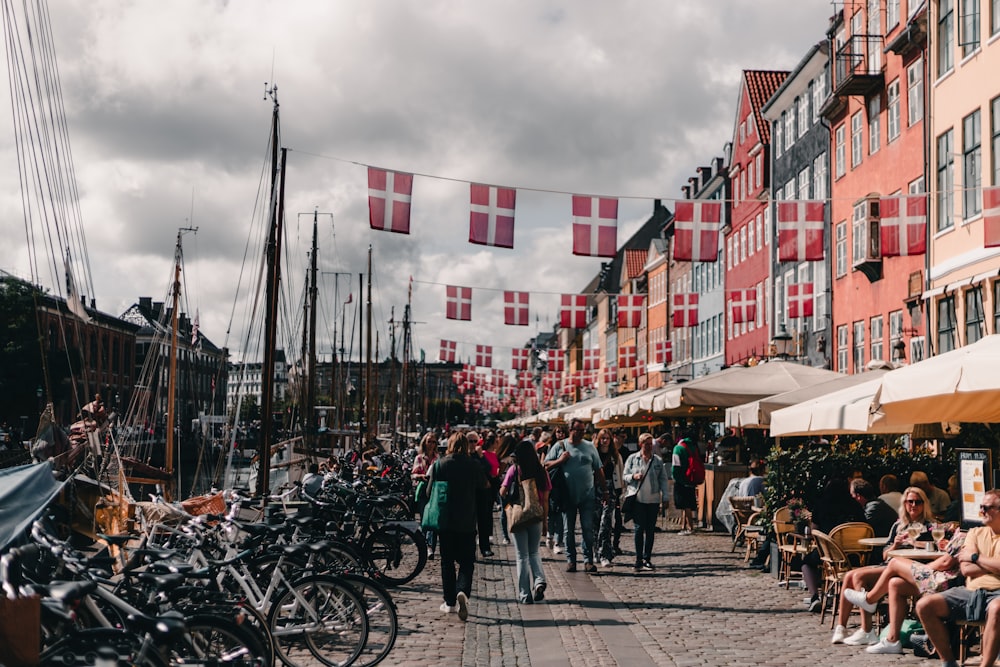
831, 625, 847, 644
439, 602, 458, 614
843, 628, 879, 646
866, 638, 903, 654
600, 558, 612, 567
456, 591, 469, 621
844, 587, 878, 613
553, 544, 563, 554
501, 538, 510, 545
678, 529, 692, 536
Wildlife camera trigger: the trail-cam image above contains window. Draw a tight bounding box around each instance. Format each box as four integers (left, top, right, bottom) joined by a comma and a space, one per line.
853, 320, 866, 373
961, 0, 980, 57
774, 116, 784, 158
993, 96, 1000, 185
734, 232, 740, 266
851, 111, 864, 168
889, 309, 903, 350
868, 0, 883, 71
868, 96, 881, 155
798, 94, 810, 137
888, 0, 900, 28
756, 214, 763, 250
813, 259, 827, 331
740, 225, 747, 262
740, 119, 746, 145
907, 60, 924, 130
764, 206, 771, 245
940, 0, 955, 76
798, 167, 811, 199
812, 75, 824, 124
937, 129, 955, 231
813, 153, 828, 201
994, 0, 1000, 35
727, 237, 733, 269
835, 124, 846, 178
963, 109, 982, 219
748, 222, 755, 256
755, 153, 763, 188
852, 201, 869, 264
887, 79, 901, 142
747, 113, 756, 137
836, 221, 848, 277
937, 295, 957, 353
910, 175, 926, 194
837, 324, 849, 373
775, 276, 784, 327
747, 161, 754, 198
966, 287, 985, 343
785, 105, 796, 151
871, 315, 884, 362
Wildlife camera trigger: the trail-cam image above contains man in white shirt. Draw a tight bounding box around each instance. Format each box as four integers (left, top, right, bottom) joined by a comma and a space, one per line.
878, 474, 902, 512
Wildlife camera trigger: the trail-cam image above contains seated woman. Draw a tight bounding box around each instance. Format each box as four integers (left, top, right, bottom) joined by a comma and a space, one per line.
831, 486, 935, 645
841, 528, 964, 654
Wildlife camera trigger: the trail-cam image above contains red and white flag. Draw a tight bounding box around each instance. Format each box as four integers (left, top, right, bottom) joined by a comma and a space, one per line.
560, 294, 589, 329
788, 283, 815, 319
469, 184, 516, 248
673, 201, 721, 262
984, 186, 1000, 248
617, 294, 645, 328
603, 364, 618, 385
517, 372, 534, 389
446, 285, 472, 321
582, 347, 600, 371
654, 340, 673, 365
776, 200, 825, 262
475, 345, 493, 368
367, 167, 413, 234
439, 339, 457, 363
673, 293, 699, 328
728, 289, 757, 324
571, 195, 618, 257
511, 348, 530, 371
491, 368, 507, 386
503, 290, 529, 326
880, 195, 927, 256
547, 350, 566, 373
618, 345, 637, 368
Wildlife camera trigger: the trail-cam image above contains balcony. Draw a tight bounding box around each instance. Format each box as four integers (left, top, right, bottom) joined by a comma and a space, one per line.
832, 34, 885, 97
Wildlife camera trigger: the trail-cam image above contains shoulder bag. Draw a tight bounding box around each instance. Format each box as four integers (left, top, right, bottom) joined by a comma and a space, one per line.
420, 461, 448, 532
504, 467, 544, 532
621, 457, 651, 524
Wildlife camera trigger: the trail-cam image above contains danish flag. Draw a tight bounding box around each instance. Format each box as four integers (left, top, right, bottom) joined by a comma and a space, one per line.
728, 289, 757, 324
547, 350, 566, 373
469, 184, 516, 248
879, 195, 927, 256
618, 345, 637, 368
654, 340, 673, 365
617, 295, 645, 328
475, 345, 493, 368
560, 294, 589, 329
503, 291, 529, 326
673, 201, 721, 262
582, 347, 600, 371
511, 347, 530, 371
367, 168, 413, 234
446, 285, 472, 321
776, 200, 825, 262
603, 364, 618, 385
491, 368, 507, 386
788, 283, 815, 319
517, 372, 534, 389
673, 293, 699, 328
984, 186, 1000, 248
439, 339, 457, 363
571, 195, 618, 257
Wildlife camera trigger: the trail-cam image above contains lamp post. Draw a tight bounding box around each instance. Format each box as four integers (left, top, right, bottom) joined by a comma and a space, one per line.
770, 325, 794, 360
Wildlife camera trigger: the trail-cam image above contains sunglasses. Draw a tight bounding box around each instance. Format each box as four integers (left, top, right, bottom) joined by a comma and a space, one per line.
981, 505, 1000, 513
904, 499, 924, 505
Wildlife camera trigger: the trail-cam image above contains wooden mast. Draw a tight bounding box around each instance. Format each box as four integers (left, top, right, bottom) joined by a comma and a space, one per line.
304, 210, 319, 455
165, 230, 181, 498
364, 246, 374, 445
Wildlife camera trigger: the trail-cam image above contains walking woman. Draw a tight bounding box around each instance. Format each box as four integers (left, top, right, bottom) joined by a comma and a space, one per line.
622, 432, 670, 571
411, 431, 440, 558
427, 431, 487, 621
594, 428, 623, 567
500, 439, 551, 603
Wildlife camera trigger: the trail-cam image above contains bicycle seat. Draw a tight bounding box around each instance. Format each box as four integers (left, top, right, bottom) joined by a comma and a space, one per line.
126, 610, 188, 641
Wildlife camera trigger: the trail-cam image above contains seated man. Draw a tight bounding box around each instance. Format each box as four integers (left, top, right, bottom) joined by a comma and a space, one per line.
916, 489, 1000, 667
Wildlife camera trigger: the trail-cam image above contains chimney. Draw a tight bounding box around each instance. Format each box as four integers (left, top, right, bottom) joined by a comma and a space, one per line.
139, 296, 152, 311
681, 185, 692, 199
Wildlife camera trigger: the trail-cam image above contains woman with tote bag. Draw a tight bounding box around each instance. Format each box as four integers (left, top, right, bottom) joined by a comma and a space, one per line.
500, 440, 552, 604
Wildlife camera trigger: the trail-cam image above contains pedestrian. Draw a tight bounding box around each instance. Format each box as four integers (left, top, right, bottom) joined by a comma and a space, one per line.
611, 430, 628, 555
411, 431, 440, 558
544, 418, 607, 573
546, 426, 568, 554
427, 431, 487, 621
670, 435, 701, 535
469, 431, 498, 557
496, 433, 520, 545
500, 439, 551, 604
622, 432, 670, 571
594, 428, 623, 567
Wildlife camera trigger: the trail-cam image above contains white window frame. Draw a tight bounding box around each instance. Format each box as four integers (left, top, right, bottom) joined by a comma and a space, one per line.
837, 324, 849, 373
785, 106, 796, 152
740, 225, 747, 262
813, 152, 828, 201
798, 167, 811, 199
756, 213, 763, 250
748, 221, 755, 256
908, 59, 924, 126
851, 110, 864, 168
755, 153, 763, 188
888, 0, 900, 28
852, 201, 868, 264
868, 96, 881, 155
835, 124, 846, 178
798, 94, 810, 138
887, 79, 901, 142
871, 314, 884, 363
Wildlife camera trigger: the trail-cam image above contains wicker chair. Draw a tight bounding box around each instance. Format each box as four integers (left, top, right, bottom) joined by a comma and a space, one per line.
729, 496, 755, 553
829, 522, 874, 567
774, 506, 807, 588
812, 530, 853, 627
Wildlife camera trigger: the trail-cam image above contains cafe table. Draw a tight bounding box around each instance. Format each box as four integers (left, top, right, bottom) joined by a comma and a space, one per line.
884, 548, 944, 561
858, 536, 889, 547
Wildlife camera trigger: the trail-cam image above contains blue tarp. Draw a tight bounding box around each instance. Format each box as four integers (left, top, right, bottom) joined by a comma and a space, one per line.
0, 462, 64, 551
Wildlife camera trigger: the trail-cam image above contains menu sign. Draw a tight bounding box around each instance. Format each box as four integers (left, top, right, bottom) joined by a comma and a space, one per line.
957, 449, 992, 525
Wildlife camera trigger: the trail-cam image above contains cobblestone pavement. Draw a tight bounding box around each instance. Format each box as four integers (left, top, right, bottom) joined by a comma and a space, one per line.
384, 512, 941, 666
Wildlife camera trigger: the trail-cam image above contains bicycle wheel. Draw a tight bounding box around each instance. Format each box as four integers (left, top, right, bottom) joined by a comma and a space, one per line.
42, 627, 166, 667
363, 524, 426, 586
339, 573, 398, 667
267, 574, 368, 667
178, 613, 270, 666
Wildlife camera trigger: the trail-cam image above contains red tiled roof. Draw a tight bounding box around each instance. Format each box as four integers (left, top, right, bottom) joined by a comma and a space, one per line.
623, 248, 646, 281
744, 69, 789, 146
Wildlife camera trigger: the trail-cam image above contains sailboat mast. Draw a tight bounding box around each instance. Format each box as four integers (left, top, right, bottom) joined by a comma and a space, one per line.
257, 89, 285, 502
305, 210, 319, 455
364, 246, 373, 445
166, 230, 182, 498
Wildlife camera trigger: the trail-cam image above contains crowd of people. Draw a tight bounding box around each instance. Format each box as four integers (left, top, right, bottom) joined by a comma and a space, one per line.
413, 420, 704, 620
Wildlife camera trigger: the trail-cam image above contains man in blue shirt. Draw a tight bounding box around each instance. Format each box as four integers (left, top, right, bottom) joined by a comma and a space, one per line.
544, 418, 606, 573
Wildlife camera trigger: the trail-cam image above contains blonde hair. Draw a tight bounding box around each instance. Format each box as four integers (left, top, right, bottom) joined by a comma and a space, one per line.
899, 486, 934, 524
638, 432, 654, 446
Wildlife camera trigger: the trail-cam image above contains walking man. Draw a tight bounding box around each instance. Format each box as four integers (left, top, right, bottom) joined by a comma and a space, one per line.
671, 436, 700, 535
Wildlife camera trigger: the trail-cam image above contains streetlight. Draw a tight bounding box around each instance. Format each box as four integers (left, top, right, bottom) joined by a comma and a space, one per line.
770, 325, 794, 360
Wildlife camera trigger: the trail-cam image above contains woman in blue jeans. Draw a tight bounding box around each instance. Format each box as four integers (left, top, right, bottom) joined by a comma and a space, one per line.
500, 439, 552, 603
621, 433, 670, 571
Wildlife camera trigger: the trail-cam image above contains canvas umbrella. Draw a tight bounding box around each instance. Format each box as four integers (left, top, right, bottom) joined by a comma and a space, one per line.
770, 375, 911, 436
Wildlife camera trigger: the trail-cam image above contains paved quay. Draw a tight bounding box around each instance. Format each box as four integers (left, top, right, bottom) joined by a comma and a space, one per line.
386, 515, 937, 667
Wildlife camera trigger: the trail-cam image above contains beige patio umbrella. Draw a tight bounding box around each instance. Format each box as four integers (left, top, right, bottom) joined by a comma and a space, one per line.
769, 375, 911, 436
874, 334, 1000, 425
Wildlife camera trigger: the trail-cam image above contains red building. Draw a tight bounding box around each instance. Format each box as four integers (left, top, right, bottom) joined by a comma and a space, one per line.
725, 70, 788, 365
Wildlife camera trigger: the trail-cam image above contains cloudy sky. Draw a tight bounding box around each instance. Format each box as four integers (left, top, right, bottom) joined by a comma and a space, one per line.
0, 0, 835, 368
